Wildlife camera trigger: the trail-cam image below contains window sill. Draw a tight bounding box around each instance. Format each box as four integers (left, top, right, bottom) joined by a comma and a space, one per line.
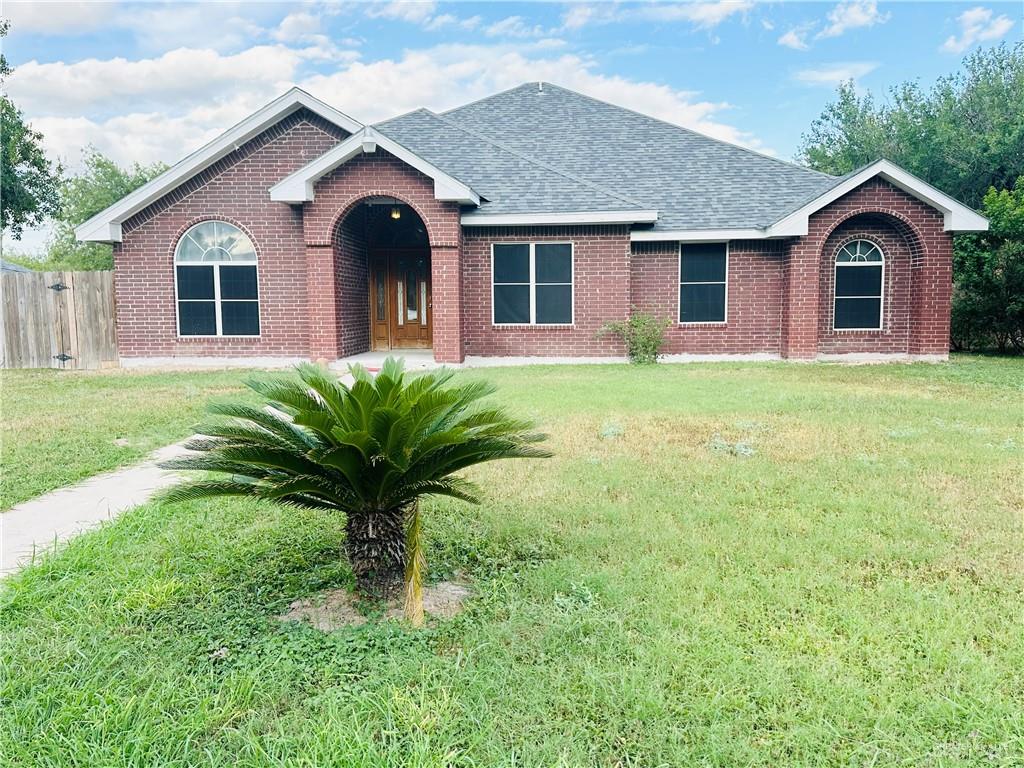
830, 328, 885, 334
678, 321, 728, 326
177, 335, 263, 340
491, 324, 575, 329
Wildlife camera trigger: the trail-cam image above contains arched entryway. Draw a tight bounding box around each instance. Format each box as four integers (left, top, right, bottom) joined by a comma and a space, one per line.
335, 197, 432, 352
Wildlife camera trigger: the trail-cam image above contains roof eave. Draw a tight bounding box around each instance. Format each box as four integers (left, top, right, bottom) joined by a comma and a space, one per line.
75, 88, 364, 243
462, 210, 658, 227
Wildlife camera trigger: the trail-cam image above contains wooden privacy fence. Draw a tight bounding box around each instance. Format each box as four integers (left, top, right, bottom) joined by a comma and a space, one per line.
1, 271, 118, 369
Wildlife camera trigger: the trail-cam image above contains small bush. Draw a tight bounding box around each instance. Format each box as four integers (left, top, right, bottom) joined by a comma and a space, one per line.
598, 309, 671, 364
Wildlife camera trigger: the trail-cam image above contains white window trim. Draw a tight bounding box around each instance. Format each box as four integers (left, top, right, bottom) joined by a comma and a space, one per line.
490, 242, 574, 327
832, 240, 885, 332
678, 242, 729, 325
174, 223, 261, 338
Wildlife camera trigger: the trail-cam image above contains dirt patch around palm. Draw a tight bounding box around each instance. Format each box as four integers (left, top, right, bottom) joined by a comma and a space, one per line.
278, 581, 472, 631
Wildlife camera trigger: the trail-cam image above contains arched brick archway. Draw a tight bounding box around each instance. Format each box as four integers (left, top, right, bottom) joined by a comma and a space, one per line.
300, 150, 464, 362
781, 178, 953, 359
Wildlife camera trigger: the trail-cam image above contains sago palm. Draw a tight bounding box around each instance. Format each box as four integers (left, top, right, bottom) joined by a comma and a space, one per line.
160, 358, 550, 624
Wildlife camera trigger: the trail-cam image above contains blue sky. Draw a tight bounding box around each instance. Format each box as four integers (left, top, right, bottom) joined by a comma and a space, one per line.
3, 1, 1020, 251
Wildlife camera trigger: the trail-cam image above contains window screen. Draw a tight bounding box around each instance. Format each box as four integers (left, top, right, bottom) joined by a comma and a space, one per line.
680, 243, 727, 323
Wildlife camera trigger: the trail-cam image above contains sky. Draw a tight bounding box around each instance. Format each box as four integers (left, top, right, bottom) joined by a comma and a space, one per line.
3, 0, 1020, 253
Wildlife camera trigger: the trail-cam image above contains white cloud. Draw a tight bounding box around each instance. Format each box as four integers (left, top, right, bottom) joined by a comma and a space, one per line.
940, 7, 1015, 54
794, 61, 878, 86
273, 11, 323, 43
365, 1, 438, 24
562, 1, 752, 30
2, 0, 117, 34
424, 13, 481, 32
6, 46, 308, 119
638, 1, 754, 28
485, 16, 547, 39
817, 1, 890, 39
778, 24, 814, 50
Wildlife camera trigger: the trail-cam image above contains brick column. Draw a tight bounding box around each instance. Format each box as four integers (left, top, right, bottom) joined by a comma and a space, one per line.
306, 244, 340, 361
781, 238, 821, 359
431, 244, 464, 363
908, 235, 953, 356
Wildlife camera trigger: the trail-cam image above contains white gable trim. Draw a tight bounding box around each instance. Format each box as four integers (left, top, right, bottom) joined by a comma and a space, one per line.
767, 159, 988, 236
269, 126, 480, 206
462, 210, 658, 227
75, 88, 363, 243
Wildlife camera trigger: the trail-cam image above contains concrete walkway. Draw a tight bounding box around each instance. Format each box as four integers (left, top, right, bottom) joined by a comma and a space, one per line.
0, 441, 193, 577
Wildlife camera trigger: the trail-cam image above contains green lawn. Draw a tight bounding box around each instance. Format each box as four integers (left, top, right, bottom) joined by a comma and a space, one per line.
2, 358, 1022, 766
1, 368, 253, 509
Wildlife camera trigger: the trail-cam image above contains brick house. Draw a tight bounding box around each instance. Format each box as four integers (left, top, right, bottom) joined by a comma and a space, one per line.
77, 83, 988, 365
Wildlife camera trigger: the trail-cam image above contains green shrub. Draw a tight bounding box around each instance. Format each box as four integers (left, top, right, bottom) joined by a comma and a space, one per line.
598, 309, 671, 364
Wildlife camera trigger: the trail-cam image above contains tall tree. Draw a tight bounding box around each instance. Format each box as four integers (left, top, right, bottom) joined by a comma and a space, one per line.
798, 44, 1024, 208
0, 20, 62, 245
44, 149, 167, 270
951, 179, 1024, 353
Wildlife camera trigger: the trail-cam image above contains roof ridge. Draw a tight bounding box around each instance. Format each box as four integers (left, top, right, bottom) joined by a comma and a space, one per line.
425, 107, 651, 210
480, 81, 836, 182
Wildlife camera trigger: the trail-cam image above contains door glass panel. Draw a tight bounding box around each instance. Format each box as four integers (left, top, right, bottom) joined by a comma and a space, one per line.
420, 280, 427, 326
396, 279, 404, 325
375, 269, 386, 321
406, 270, 418, 321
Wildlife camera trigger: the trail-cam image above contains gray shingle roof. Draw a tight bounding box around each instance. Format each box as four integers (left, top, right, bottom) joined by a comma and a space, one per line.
1, 259, 33, 273
378, 82, 839, 231
374, 108, 650, 215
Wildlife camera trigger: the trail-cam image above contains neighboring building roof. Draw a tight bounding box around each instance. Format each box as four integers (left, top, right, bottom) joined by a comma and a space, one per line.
1, 259, 33, 273
76, 88, 362, 243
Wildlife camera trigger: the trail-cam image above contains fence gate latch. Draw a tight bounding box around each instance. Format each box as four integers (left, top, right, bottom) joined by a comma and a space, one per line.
48, 282, 69, 292
54, 353, 74, 362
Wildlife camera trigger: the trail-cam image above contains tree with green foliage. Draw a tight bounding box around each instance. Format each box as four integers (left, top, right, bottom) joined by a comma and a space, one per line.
161, 359, 551, 626
0, 20, 62, 246
951, 180, 1024, 353
41, 148, 168, 270
798, 44, 1023, 209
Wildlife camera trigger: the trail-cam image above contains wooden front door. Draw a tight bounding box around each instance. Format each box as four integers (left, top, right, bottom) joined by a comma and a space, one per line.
369, 250, 431, 350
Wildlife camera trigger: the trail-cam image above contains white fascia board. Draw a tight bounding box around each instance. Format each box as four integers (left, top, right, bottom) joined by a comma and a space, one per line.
269, 126, 480, 206
462, 210, 659, 227
75, 88, 363, 243
630, 227, 766, 242
767, 159, 988, 236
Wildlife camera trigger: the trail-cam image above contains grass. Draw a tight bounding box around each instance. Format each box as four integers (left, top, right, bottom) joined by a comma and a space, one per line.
1, 357, 1022, 766
1, 368, 252, 509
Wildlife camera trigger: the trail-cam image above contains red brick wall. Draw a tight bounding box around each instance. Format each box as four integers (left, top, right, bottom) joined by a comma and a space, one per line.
782, 177, 953, 358
334, 205, 369, 357
461, 226, 631, 357
115, 110, 348, 358
631, 240, 785, 354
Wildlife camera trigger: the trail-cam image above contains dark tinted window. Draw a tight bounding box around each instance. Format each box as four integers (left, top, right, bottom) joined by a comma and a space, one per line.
536, 284, 572, 324
178, 301, 216, 335
219, 265, 258, 299
494, 284, 530, 324
680, 284, 726, 323
221, 301, 260, 335
493, 244, 530, 283
535, 244, 572, 283
835, 265, 881, 297
835, 298, 881, 329
680, 244, 727, 283
176, 266, 214, 299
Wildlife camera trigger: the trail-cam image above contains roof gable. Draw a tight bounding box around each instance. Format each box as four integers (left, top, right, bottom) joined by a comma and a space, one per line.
76, 88, 362, 243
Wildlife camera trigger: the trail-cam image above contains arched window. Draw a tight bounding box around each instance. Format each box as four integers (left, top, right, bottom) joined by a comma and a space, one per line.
834, 239, 883, 330
175, 221, 260, 336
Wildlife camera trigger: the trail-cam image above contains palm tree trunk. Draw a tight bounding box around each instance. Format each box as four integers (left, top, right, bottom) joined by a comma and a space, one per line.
345, 505, 408, 599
